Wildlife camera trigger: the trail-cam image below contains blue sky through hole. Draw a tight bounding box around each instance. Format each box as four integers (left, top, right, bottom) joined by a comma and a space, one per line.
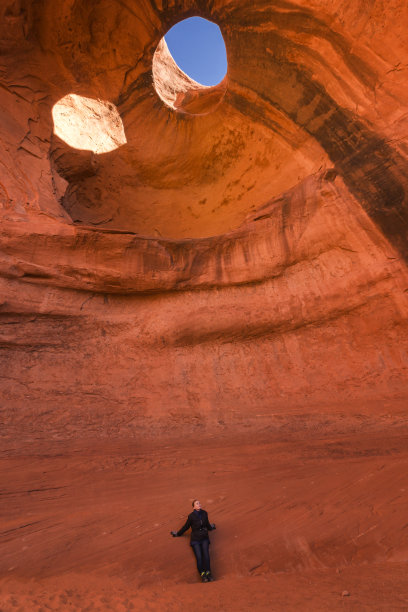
164, 16, 227, 86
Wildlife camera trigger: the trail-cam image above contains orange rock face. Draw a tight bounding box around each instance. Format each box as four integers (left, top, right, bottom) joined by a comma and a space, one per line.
2, 0, 408, 430
1, 0, 408, 608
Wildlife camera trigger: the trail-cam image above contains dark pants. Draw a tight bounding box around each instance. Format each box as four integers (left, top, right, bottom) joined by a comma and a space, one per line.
191, 539, 211, 574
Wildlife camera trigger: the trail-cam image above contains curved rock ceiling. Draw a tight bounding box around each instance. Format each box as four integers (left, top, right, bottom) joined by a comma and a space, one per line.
1, 0, 408, 435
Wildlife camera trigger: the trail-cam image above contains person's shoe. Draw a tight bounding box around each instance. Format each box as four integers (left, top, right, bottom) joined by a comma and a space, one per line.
200, 571, 209, 583
205, 571, 214, 582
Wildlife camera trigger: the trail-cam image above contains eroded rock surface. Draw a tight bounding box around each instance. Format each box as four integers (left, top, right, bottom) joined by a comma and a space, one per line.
1, 0, 408, 434
1, 1, 408, 608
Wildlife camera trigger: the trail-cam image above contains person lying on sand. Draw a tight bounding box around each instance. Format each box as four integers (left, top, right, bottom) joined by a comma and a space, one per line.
171, 499, 216, 582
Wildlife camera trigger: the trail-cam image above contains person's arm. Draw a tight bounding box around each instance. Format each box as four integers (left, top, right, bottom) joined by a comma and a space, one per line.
177, 515, 191, 536
204, 512, 216, 530
171, 515, 191, 537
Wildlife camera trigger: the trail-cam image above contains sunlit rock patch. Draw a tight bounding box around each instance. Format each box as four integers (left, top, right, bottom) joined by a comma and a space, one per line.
52, 94, 126, 153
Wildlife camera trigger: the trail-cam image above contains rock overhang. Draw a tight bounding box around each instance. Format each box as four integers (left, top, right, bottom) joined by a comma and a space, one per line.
16, 0, 404, 247
1, 0, 408, 433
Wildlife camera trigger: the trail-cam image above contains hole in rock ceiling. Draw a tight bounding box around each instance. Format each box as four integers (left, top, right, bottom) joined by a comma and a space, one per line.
152, 16, 228, 114
52, 94, 127, 154
165, 16, 227, 86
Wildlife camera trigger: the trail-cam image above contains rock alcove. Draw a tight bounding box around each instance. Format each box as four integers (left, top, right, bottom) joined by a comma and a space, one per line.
47, 7, 329, 238
2, 2, 408, 606
1, 0, 408, 423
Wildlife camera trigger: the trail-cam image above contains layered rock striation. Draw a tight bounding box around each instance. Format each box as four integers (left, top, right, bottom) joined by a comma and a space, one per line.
1, 0, 408, 437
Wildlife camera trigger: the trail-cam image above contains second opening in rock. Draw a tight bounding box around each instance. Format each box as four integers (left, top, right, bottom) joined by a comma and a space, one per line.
52, 94, 126, 153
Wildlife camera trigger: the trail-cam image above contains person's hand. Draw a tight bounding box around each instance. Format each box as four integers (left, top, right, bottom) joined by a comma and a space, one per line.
170, 531, 178, 537
211, 523, 216, 530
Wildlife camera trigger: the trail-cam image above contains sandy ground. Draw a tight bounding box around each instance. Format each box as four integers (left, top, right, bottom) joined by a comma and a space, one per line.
1, 428, 408, 611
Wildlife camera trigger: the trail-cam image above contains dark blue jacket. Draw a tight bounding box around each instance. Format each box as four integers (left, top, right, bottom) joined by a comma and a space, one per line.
176, 509, 214, 542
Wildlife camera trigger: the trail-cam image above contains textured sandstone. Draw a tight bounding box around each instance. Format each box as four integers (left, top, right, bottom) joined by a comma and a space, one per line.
52, 93, 127, 153
1, 1, 408, 432
1, 0, 408, 608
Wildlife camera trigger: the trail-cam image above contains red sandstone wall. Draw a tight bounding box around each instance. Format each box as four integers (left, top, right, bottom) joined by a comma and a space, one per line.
1, 0, 408, 437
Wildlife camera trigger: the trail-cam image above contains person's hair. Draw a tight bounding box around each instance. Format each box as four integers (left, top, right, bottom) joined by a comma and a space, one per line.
192, 499, 199, 507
